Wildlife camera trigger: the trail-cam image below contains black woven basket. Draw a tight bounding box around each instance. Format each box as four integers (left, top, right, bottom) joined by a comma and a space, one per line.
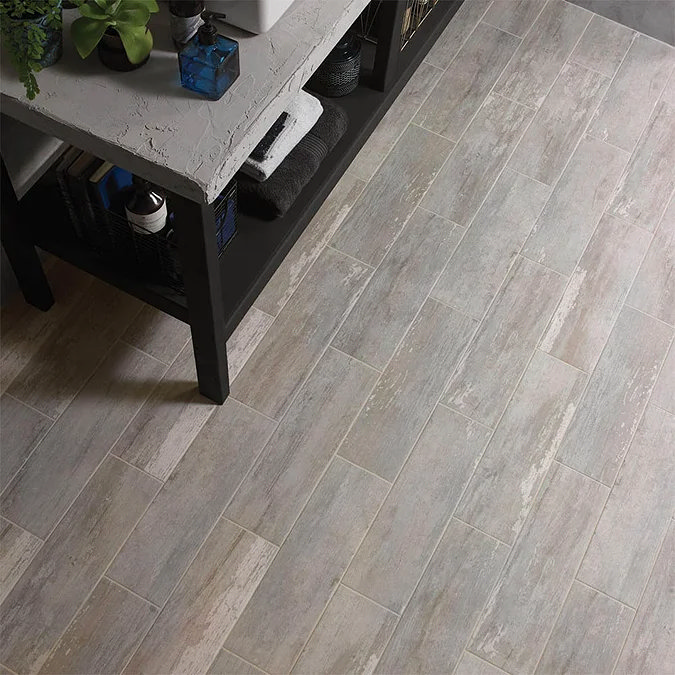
309, 34, 361, 97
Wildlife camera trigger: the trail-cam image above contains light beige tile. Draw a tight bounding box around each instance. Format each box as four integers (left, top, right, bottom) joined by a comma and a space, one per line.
231, 247, 372, 419
521, 136, 629, 275
39, 578, 158, 675
457, 350, 586, 545
331, 125, 453, 266
494, 0, 590, 108
0, 457, 160, 674
414, 23, 521, 141
344, 406, 490, 612
430, 169, 550, 319
443, 256, 566, 428
224, 458, 389, 674
615, 521, 675, 675
122, 304, 190, 364
124, 520, 276, 675
225, 347, 378, 545
578, 405, 675, 607
376, 520, 508, 675
292, 585, 398, 675
539, 213, 651, 372
226, 305, 275, 381
338, 299, 477, 481
588, 34, 674, 151
483, 0, 545, 36
556, 307, 672, 485
333, 208, 461, 370
651, 342, 675, 414
536, 582, 634, 675
570, 14, 635, 78
1, 342, 166, 538
108, 399, 275, 605
208, 650, 264, 675
0, 519, 42, 605
470, 462, 608, 674
421, 94, 533, 226
455, 652, 505, 675
509, 62, 609, 185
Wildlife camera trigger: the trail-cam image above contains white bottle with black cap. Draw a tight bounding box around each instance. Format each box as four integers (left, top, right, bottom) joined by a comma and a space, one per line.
125, 177, 168, 235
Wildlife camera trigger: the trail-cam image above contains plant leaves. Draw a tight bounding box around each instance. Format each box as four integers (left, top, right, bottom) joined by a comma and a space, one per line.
71, 15, 109, 58
115, 5, 150, 25
78, 2, 110, 18
116, 23, 152, 63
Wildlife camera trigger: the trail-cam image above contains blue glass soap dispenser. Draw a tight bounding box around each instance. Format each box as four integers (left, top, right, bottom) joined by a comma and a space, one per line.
179, 11, 239, 101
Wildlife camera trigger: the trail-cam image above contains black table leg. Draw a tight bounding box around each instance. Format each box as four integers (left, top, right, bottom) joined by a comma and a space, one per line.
1, 158, 54, 311
172, 195, 230, 403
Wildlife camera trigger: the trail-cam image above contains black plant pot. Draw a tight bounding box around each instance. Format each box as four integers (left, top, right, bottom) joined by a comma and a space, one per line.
97, 28, 149, 71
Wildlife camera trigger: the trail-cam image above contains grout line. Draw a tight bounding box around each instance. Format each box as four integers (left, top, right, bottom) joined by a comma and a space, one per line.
436, 401, 495, 430
507, 167, 553, 188
552, 458, 612, 488
3, 392, 57, 421
110, 454, 168, 484
335, 455, 393, 485
327, 345, 383, 374
325, 244, 376, 269
583, 131, 632, 155
649, 402, 675, 417
117, 337, 180, 368
479, 19, 522, 40
416, 204, 463, 226
0, 662, 19, 675
228, 396, 280, 425
534, 348, 589, 374
219, 515, 280, 548
574, 578, 638, 610
207, 649, 272, 675
0, 514, 45, 541
464, 650, 514, 675
409, 121, 459, 143
103, 575, 162, 610
338, 581, 401, 616
623, 303, 675, 329
452, 515, 512, 548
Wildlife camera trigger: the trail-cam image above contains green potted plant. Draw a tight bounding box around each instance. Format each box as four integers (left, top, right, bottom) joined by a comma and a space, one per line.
71, 0, 158, 71
0, 0, 63, 99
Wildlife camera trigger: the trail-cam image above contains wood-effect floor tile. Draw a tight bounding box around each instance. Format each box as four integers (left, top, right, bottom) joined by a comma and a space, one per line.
455, 652, 506, 675
430, 169, 550, 319
344, 406, 491, 613
376, 519, 508, 675
226, 306, 276, 381
0, 457, 160, 674
539, 213, 652, 372
443, 256, 566, 428
457, 350, 586, 545
224, 458, 388, 674
494, 0, 591, 108
421, 94, 534, 227
414, 23, 521, 142
333, 208, 461, 370
331, 125, 453, 267
521, 135, 629, 275
535, 581, 634, 675
231, 247, 372, 419
292, 585, 398, 675
208, 650, 265, 675
651, 342, 675, 414
0, 519, 42, 606
108, 399, 275, 605
483, 0, 545, 36
470, 462, 608, 674
338, 299, 477, 481
1, 342, 165, 539
509, 61, 609, 185
124, 520, 276, 675
38, 578, 158, 675
555, 307, 672, 485
225, 347, 378, 545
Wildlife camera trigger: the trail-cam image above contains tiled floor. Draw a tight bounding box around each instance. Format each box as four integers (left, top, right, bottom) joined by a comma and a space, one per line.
1, 1, 674, 673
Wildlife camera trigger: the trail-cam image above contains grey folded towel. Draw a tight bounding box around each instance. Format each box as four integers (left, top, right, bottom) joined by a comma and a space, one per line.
237, 98, 349, 219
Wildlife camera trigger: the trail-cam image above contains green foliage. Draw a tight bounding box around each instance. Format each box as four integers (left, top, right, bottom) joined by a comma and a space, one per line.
71, 0, 158, 63
0, 0, 62, 99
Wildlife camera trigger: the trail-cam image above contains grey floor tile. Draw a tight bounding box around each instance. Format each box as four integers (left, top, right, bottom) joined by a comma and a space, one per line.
614, 520, 675, 674
431, 170, 550, 319
521, 136, 629, 275
470, 462, 608, 674
588, 34, 674, 151
226, 306, 276, 381
0, 457, 160, 674
350, 62, 443, 181
124, 520, 276, 675
338, 299, 477, 481
577, 404, 675, 607
122, 305, 191, 365
444, 256, 566, 428
231, 247, 372, 419
494, 0, 591, 108
333, 208, 461, 370
344, 406, 491, 612
457, 350, 586, 545
331, 125, 453, 267
209, 650, 264, 675
224, 458, 389, 674
483, 0, 545, 36
569, 14, 635, 77
376, 519, 508, 675
1, 342, 166, 538
556, 307, 672, 485
225, 348, 378, 545
414, 23, 521, 141
38, 578, 158, 675
535, 581, 634, 675
509, 62, 609, 185
651, 342, 675, 414
455, 652, 506, 675
292, 585, 398, 675
539, 213, 652, 372
108, 399, 275, 605
421, 94, 533, 226
0, 519, 42, 605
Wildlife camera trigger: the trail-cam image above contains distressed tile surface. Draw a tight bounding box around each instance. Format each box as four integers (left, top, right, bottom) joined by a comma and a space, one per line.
122, 304, 190, 364
483, 0, 545, 36
455, 652, 506, 675
208, 651, 264, 675
0, 519, 42, 605
651, 342, 675, 414
570, 14, 635, 77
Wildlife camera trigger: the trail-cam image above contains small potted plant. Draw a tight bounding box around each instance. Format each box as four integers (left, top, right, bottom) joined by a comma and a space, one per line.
0, 0, 63, 99
71, 0, 158, 71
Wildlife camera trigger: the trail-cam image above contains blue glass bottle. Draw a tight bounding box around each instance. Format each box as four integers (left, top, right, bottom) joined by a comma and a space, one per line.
179, 12, 239, 101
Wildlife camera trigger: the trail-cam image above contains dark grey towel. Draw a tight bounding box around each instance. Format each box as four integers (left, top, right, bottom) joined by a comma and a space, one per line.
237, 98, 349, 219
